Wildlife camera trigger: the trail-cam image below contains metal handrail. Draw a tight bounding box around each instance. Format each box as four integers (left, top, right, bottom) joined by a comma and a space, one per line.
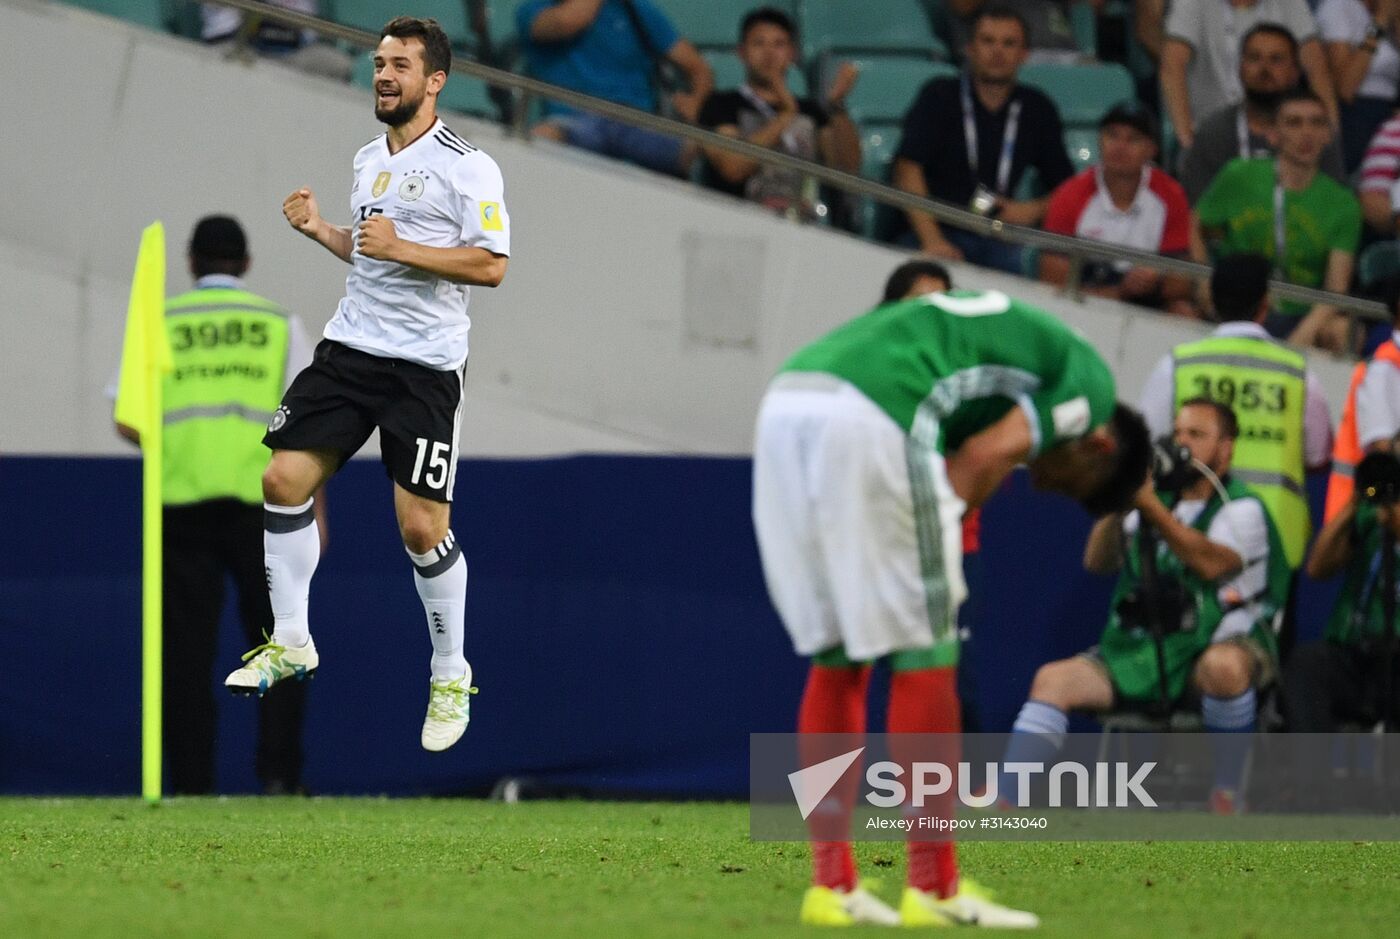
184, 0, 1389, 324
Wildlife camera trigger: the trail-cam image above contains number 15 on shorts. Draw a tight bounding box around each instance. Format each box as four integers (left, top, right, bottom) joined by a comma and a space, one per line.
411, 437, 452, 490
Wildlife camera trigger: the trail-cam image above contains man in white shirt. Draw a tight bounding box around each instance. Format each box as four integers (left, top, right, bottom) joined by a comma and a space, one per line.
222, 16, 511, 754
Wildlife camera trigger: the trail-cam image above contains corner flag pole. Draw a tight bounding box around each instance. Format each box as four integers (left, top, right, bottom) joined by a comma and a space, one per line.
113, 222, 171, 803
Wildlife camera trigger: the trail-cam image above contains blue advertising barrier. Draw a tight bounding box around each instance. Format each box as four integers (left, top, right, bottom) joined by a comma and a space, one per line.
0, 456, 1339, 797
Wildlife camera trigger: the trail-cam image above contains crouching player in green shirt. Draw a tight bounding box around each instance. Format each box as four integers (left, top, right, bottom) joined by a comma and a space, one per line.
1000, 398, 1290, 816
752, 288, 1152, 927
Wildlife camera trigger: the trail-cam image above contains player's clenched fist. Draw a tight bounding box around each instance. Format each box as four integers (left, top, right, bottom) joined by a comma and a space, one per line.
357, 213, 402, 261
283, 188, 322, 236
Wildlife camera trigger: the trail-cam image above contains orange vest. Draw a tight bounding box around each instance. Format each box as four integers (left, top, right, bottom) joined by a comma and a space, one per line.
1325, 338, 1400, 521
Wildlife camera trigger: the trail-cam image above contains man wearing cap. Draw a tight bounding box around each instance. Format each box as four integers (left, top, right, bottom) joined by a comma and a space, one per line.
1039, 102, 1197, 314
114, 215, 317, 795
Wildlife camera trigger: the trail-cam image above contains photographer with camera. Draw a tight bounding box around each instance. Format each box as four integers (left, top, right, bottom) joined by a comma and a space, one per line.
1285, 447, 1400, 734
1000, 398, 1291, 812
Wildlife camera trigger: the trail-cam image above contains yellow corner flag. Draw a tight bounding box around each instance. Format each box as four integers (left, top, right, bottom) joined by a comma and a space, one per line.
113, 222, 171, 803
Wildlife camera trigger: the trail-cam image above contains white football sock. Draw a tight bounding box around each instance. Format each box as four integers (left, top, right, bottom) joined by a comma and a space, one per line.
264, 499, 319, 649
408, 530, 468, 681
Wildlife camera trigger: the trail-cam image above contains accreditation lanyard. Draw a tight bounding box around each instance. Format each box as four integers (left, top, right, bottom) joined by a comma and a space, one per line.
1235, 108, 1252, 158
962, 76, 1021, 196
1272, 162, 1287, 276
738, 83, 800, 153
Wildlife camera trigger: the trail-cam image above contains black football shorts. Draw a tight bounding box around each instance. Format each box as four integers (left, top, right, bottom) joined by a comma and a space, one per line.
264, 339, 466, 502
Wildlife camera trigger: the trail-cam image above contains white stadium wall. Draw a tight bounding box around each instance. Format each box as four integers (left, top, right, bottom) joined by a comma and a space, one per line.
0, 0, 1357, 458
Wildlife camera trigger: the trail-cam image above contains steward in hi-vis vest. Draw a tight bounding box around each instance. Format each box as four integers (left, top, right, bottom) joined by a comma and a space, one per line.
113, 215, 314, 797
1138, 253, 1332, 570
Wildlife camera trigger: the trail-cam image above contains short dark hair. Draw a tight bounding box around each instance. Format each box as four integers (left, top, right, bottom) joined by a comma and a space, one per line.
740, 6, 796, 42
1275, 85, 1327, 114
969, 3, 1030, 47
381, 16, 451, 76
1240, 21, 1299, 61
189, 214, 248, 278
1081, 404, 1153, 517
882, 260, 952, 302
1179, 396, 1240, 440
1211, 253, 1272, 322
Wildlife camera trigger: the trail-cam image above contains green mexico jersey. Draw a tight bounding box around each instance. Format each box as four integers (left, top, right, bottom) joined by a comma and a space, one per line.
779, 289, 1117, 455
1195, 158, 1360, 318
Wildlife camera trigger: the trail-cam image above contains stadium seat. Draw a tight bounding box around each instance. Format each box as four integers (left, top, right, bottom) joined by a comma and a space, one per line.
439, 72, 498, 119
800, 0, 948, 60
61, 0, 165, 30
331, 0, 472, 48
704, 51, 808, 96
837, 56, 956, 124
1019, 62, 1135, 128
654, 0, 796, 50
1064, 126, 1100, 171
857, 123, 902, 237
861, 122, 902, 181
1358, 241, 1400, 291
1069, 0, 1097, 58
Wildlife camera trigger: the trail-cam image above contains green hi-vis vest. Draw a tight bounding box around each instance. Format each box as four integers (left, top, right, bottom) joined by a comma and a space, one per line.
160, 288, 289, 506
1099, 479, 1289, 704
1172, 336, 1309, 568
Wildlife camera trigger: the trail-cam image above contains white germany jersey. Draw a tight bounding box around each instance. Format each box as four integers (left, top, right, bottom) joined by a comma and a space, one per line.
324, 119, 510, 370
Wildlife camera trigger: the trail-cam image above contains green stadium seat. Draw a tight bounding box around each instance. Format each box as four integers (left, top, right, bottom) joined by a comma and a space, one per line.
331, 0, 472, 48
856, 123, 902, 237
861, 122, 902, 181
1018, 61, 1135, 128
837, 56, 956, 125
654, 0, 797, 49
61, 0, 165, 30
801, 0, 948, 60
1069, 1, 1097, 57
703, 51, 808, 96
1064, 126, 1100, 171
440, 73, 498, 119
1358, 242, 1400, 291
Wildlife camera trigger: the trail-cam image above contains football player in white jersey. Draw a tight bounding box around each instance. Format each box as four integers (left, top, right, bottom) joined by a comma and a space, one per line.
224, 16, 510, 754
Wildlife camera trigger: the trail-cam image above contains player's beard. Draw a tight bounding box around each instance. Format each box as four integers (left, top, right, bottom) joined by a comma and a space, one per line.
376, 89, 425, 128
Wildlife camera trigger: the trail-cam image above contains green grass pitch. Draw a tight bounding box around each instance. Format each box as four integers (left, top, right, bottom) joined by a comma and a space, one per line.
3, 798, 1399, 937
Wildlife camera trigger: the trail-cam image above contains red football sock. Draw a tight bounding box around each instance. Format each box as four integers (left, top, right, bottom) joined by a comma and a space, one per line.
889, 667, 961, 898
798, 663, 871, 891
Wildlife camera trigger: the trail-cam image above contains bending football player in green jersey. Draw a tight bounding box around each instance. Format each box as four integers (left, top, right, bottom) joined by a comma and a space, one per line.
753, 288, 1152, 928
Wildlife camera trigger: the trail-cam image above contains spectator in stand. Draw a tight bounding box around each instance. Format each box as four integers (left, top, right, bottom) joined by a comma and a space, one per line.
946, 0, 1090, 62
1356, 100, 1400, 235
516, 0, 714, 177
1318, 0, 1400, 172
891, 5, 1075, 273
202, 0, 352, 80
1040, 102, 1197, 314
1162, 0, 1337, 155
1193, 89, 1362, 352
697, 7, 861, 220
1180, 23, 1348, 204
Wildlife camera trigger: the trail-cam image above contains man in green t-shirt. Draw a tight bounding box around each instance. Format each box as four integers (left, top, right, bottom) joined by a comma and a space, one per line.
1193, 88, 1361, 353
753, 287, 1151, 928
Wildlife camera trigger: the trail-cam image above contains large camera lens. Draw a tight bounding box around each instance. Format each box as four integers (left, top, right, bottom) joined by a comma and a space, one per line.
1355, 451, 1400, 505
